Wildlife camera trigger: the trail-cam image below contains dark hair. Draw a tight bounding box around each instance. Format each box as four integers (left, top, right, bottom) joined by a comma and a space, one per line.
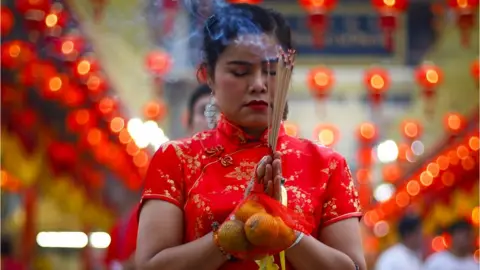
447, 219, 472, 234
201, 3, 292, 120
187, 84, 211, 127
398, 215, 422, 239
201, 3, 292, 76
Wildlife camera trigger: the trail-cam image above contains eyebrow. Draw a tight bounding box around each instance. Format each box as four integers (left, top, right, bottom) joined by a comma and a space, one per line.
226, 58, 279, 66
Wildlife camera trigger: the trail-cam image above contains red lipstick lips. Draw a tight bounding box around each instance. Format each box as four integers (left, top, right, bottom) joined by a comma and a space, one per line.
245, 100, 268, 111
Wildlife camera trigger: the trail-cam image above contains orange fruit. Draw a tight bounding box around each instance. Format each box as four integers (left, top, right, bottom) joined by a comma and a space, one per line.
217, 220, 250, 252
234, 200, 266, 223
244, 212, 279, 247
271, 217, 296, 249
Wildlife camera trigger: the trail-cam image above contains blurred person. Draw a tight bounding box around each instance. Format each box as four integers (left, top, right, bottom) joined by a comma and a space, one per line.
103, 84, 212, 270
136, 3, 365, 270
1, 235, 25, 270
423, 219, 477, 270
375, 214, 424, 270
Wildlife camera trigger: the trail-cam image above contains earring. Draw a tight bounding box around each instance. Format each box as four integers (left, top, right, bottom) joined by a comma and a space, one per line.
204, 94, 218, 129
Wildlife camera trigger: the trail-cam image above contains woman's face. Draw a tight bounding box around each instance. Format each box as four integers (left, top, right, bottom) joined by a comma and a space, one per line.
209, 34, 279, 130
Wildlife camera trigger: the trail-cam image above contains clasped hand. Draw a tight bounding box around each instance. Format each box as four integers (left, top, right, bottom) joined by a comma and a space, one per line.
244, 151, 283, 201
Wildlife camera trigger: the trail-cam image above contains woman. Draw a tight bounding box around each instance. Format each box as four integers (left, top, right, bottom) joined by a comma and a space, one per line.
136, 4, 365, 270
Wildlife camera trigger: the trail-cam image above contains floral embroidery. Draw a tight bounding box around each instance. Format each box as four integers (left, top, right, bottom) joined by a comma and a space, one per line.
225, 160, 256, 181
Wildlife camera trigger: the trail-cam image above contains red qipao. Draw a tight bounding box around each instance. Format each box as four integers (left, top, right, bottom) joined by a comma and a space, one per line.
140, 116, 362, 270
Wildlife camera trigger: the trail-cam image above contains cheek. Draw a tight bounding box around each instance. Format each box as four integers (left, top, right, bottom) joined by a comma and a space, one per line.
215, 73, 246, 103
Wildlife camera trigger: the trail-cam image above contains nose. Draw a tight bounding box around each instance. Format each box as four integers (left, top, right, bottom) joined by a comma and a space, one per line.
248, 69, 267, 93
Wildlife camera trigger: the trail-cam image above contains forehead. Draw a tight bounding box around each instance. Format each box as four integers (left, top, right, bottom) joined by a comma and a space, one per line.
220, 34, 279, 63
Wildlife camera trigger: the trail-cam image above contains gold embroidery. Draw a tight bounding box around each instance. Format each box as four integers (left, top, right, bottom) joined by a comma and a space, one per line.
225, 161, 256, 181
323, 198, 338, 217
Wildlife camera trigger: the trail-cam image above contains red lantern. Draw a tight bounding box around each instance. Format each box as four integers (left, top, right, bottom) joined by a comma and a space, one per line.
66, 109, 98, 133
16, 0, 51, 34
371, 0, 408, 51
314, 123, 339, 147
47, 142, 78, 175
145, 50, 172, 77
84, 72, 108, 97
357, 122, 378, 145
44, 3, 69, 36
1, 6, 14, 36
447, 0, 479, 47
1, 40, 36, 69
61, 84, 86, 108
443, 112, 465, 134
19, 60, 56, 87
73, 56, 100, 79
299, 0, 337, 48
53, 33, 85, 61
10, 108, 39, 153
415, 63, 443, 116
40, 73, 69, 100
364, 67, 390, 105
308, 66, 335, 98
143, 100, 168, 121
471, 59, 479, 83
400, 119, 422, 141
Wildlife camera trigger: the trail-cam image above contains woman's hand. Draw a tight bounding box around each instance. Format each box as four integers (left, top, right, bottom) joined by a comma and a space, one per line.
255, 152, 283, 201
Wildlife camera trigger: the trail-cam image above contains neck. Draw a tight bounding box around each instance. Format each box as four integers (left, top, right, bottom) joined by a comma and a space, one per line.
242, 127, 267, 139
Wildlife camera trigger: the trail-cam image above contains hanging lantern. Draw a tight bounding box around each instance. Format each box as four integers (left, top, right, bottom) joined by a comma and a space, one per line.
400, 119, 423, 141
307, 66, 335, 117
371, 0, 408, 51
447, 0, 479, 47
145, 50, 172, 77
143, 100, 168, 121
471, 58, 479, 84
66, 109, 98, 133
364, 67, 390, 106
73, 56, 100, 80
357, 122, 378, 145
1, 40, 36, 69
283, 121, 299, 137
40, 73, 69, 100
299, 0, 338, 48
314, 123, 339, 147
44, 3, 69, 37
84, 72, 108, 97
47, 142, 78, 175
62, 84, 86, 108
16, 0, 51, 36
443, 112, 465, 134
1, 6, 14, 36
53, 33, 85, 61
415, 63, 443, 116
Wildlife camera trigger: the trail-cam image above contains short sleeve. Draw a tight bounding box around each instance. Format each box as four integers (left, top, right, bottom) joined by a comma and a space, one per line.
141, 143, 184, 208
321, 153, 362, 227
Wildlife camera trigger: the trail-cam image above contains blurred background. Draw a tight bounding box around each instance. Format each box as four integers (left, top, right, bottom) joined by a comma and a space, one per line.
0, 0, 478, 269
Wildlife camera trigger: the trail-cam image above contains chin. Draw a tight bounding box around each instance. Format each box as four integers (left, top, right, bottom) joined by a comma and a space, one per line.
240, 116, 269, 129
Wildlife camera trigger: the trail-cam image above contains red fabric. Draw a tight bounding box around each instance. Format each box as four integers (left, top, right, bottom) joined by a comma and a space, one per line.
104, 224, 120, 267
140, 115, 362, 270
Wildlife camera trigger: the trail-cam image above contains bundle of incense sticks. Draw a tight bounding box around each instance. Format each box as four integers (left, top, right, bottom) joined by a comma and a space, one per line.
268, 48, 296, 151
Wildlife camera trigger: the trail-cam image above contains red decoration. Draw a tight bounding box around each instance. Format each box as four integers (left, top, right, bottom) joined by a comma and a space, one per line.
47, 142, 78, 175
19, 60, 56, 87
447, 0, 479, 47
443, 112, 465, 134
66, 109, 98, 133
299, 0, 337, 48
61, 84, 86, 108
1, 40, 36, 69
16, 0, 51, 34
415, 63, 443, 116
53, 33, 85, 61
73, 56, 100, 79
313, 123, 339, 147
145, 50, 172, 77
1, 6, 14, 36
364, 67, 390, 105
371, 0, 408, 51
84, 73, 108, 97
400, 119, 422, 141
143, 100, 168, 121
357, 122, 378, 145
10, 108, 40, 154
44, 3, 69, 36
471, 59, 479, 82
308, 66, 335, 99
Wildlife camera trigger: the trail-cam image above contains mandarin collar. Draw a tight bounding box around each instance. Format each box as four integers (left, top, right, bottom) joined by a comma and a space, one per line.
215, 114, 286, 146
